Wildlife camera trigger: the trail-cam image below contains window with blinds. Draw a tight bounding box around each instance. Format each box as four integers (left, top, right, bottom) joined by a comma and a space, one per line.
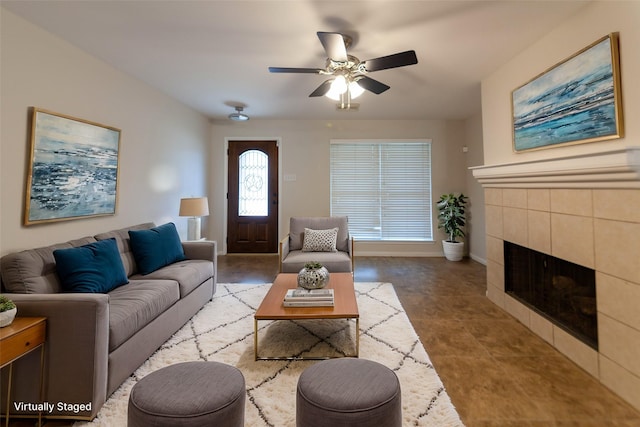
330, 140, 433, 241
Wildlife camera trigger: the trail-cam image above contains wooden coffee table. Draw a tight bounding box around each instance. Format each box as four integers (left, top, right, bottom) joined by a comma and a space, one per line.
254, 273, 359, 360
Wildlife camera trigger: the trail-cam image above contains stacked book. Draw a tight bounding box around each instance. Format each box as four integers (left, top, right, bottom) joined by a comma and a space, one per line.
283, 288, 334, 307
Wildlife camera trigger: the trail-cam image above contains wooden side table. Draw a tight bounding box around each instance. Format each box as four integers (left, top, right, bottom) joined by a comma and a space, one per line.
0, 317, 46, 427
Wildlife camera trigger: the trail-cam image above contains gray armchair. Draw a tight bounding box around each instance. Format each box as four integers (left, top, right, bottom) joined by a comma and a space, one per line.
279, 216, 354, 273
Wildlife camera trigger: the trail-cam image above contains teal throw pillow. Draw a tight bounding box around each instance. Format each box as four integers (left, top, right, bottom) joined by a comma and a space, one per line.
128, 222, 186, 275
54, 238, 129, 293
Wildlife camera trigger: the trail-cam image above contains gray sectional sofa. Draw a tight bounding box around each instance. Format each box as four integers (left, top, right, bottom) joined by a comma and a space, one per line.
0, 222, 217, 421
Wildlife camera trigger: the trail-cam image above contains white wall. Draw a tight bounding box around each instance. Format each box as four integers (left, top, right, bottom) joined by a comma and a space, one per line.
464, 112, 486, 263
210, 118, 480, 256
0, 9, 211, 255
482, 1, 640, 166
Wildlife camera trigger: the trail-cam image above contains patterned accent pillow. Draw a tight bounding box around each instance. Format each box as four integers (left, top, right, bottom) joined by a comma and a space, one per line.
302, 228, 338, 252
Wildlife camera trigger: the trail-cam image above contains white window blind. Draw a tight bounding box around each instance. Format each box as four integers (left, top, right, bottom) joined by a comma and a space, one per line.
330, 140, 433, 241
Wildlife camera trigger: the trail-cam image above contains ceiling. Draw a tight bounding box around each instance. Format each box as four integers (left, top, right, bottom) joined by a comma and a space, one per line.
2, 0, 589, 122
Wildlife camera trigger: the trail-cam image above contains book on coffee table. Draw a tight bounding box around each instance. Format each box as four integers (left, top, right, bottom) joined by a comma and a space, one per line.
284, 289, 334, 300
283, 300, 335, 307
283, 288, 334, 307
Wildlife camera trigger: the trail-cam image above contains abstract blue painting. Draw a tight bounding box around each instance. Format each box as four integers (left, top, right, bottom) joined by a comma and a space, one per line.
25, 109, 121, 225
512, 33, 623, 152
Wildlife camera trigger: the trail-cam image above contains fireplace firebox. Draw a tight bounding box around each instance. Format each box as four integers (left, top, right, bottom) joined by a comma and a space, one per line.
504, 242, 597, 349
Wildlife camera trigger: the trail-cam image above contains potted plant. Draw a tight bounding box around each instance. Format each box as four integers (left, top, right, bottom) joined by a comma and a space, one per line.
0, 295, 17, 327
437, 193, 468, 261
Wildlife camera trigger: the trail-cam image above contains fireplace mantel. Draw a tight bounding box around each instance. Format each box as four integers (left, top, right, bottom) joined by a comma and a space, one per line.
471, 147, 640, 188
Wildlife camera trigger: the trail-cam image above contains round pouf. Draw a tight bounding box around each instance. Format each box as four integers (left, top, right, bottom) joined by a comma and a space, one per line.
296, 358, 401, 427
128, 361, 245, 427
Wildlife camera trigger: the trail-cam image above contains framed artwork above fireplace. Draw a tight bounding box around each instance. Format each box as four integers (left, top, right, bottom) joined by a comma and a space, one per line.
511, 32, 624, 152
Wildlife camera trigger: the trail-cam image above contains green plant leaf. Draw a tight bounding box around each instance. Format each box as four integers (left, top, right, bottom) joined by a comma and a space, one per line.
436, 193, 468, 243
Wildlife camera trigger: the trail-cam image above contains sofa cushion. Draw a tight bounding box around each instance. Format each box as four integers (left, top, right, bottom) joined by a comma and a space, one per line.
281, 250, 352, 273
95, 223, 154, 277
129, 223, 186, 275
53, 238, 129, 293
302, 227, 338, 252
107, 280, 180, 351
129, 259, 213, 298
1, 237, 98, 294
290, 217, 349, 252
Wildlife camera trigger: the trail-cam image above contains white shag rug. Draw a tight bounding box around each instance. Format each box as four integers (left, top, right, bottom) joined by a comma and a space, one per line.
76, 282, 464, 427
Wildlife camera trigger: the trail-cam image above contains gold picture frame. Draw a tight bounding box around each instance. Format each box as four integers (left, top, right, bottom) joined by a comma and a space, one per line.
511, 33, 623, 152
25, 108, 122, 225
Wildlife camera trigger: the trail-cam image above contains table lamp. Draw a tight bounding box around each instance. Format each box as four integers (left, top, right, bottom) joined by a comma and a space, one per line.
179, 197, 209, 240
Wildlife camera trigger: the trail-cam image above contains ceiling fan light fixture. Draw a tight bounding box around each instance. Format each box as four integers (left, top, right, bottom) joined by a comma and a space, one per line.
325, 75, 347, 100
349, 80, 365, 99
325, 86, 341, 101
228, 106, 249, 121
269, 31, 418, 103
326, 77, 364, 101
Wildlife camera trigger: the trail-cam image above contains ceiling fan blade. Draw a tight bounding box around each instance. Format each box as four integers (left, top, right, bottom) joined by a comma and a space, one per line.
268, 67, 324, 74
309, 80, 334, 97
362, 50, 418, 72
356, 76, 390, 94
317, 32, 348, 62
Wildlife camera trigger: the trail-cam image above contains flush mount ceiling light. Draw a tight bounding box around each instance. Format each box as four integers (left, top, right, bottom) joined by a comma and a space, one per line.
228, 106, 249, 121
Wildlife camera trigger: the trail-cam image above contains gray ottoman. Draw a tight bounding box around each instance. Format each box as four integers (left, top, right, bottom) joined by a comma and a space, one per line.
296, 358, 402, 427
128, 361, 245, 427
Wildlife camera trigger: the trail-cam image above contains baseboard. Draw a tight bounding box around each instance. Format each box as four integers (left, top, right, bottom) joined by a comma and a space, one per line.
354, 251, 444, 257
469, 253, 487, 265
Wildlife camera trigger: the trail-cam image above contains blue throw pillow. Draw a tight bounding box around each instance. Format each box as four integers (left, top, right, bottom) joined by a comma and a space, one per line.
54, 238, 129, 293
128, 222, 186, 275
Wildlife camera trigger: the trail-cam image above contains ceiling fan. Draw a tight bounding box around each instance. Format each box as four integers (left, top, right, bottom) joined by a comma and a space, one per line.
268, 32, 418, 106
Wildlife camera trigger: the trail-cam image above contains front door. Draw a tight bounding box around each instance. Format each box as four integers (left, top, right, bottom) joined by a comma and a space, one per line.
227, 140, 278, 253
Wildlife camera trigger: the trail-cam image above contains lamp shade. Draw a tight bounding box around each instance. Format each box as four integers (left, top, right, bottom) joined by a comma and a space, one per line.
179, 197, 209, 217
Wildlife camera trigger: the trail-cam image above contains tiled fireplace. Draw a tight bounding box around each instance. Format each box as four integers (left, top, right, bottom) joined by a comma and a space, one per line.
504, 241, 598, 349
472, 148, 640, 411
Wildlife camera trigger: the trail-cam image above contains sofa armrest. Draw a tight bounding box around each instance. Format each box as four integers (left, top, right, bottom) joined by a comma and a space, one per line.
1, 293, 109, 419
182, 240, 217, 295
279, 235, 290, 273
182, 240, 217, 262
348, 235, 355, 272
